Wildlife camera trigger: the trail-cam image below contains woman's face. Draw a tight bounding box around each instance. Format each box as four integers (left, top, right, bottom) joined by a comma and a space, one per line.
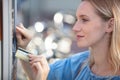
73, 1, 109, 48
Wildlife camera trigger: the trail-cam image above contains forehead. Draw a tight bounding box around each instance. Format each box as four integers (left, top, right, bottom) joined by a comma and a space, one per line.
76, 1, 96, 17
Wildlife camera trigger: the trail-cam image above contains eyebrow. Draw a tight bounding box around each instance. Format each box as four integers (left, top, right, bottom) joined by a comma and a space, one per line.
76, 14, 89, 18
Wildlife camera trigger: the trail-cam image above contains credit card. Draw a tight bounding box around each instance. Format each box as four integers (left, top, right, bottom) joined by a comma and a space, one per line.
15, 47, 31, 62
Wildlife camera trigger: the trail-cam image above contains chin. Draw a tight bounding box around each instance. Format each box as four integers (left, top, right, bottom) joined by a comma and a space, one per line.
77, 42, 88, 48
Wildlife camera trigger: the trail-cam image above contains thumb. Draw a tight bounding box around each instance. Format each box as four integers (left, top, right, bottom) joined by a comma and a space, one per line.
16, 26, 28, 37
17, 23, 26, 29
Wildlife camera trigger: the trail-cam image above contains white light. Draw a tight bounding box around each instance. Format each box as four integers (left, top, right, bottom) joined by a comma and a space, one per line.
54, 12, 63, 24
45, 36, 53, 50
42, 50, 54, 59
34, 22, 44, 32
57, 38, 72, 53
52, 42, 58, 49
64, 14, 76, 24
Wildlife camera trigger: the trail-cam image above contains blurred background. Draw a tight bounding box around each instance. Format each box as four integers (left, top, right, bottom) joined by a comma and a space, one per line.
16, 0, 88, 79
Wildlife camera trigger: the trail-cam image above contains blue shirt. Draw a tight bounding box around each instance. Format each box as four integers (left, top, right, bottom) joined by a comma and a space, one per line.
47, 51, 120, 80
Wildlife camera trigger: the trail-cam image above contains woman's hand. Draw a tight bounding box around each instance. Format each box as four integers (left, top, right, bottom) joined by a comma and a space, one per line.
16, 23, 33, 49
29, 54, 50, 80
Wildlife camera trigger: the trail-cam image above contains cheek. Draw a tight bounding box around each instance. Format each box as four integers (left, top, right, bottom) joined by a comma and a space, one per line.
86, 21, 106, 37
85, 26, 106, 46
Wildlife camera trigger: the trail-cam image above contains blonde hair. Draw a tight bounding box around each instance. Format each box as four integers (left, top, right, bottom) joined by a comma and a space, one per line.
82, 0, 120, 74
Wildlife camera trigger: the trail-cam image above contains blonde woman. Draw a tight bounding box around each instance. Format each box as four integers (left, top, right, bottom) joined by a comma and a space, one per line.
16, 0, 120, 80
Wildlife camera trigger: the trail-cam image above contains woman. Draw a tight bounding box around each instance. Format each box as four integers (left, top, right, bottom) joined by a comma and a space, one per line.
16, 0, 120, 80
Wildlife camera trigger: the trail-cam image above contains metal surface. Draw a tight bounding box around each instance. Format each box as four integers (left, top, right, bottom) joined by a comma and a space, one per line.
2, 0, 13, 79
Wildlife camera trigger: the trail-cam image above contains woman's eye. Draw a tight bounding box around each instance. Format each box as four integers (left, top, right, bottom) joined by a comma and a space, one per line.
82, 19, 88, 22
75, 18, 78, 22
75, 18, 89, 23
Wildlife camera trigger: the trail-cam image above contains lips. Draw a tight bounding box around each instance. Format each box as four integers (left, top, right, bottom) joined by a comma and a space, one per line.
76, 35, 84, 40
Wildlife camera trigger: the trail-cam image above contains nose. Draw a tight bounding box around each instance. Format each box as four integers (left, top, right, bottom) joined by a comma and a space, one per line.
72, 21, 82, 32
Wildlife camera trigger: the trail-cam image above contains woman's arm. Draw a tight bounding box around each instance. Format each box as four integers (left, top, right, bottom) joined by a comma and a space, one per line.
16, 24, 35, 79
16, 24, 50, 80
20, 60, 35, 80
29, 54, 50, 80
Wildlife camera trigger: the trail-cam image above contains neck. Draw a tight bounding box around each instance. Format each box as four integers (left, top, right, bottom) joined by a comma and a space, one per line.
90, 34, 111, 68
90, 47, 110, 68
89, 34, 114, 76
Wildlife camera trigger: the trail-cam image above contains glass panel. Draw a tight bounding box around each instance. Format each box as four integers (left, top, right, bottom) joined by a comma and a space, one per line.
16, 0, 88, 79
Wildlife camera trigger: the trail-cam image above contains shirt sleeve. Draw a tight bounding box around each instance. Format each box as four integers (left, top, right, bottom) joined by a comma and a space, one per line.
47, 58, 72, 80
47, 50, 89, 80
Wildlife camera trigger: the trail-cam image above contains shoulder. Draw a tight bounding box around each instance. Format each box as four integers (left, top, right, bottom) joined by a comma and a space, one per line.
49, 50, 89, 70
69, 50, 89, 79
70, 50, 89, 63
47, 50, 90, 80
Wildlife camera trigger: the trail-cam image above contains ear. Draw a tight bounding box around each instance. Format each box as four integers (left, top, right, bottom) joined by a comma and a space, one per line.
105, 18, 114, 33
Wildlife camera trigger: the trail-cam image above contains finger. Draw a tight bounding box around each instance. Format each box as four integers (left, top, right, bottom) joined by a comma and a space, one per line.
29, 55, 49, 69
29, 55, 47, 67
16, 26, 25, 35
40, 57, 50, 77
32, 55, 49, 71
34, 59, 49, 76
30, 55, 50, 75
16, 31, 21, 39
31, 62, 42, 72
17, 23, 26, 29
29, 55, 41, 65
29, 55, 42, 63
16, 26, 29, 38
29, 54, 42, 60
39, 55, 49, 69
16, 32, 22, 45
29, 58, 41, 64
32, 62, 44, 80
29, 55, 38, 61
30, 64, 37, 74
